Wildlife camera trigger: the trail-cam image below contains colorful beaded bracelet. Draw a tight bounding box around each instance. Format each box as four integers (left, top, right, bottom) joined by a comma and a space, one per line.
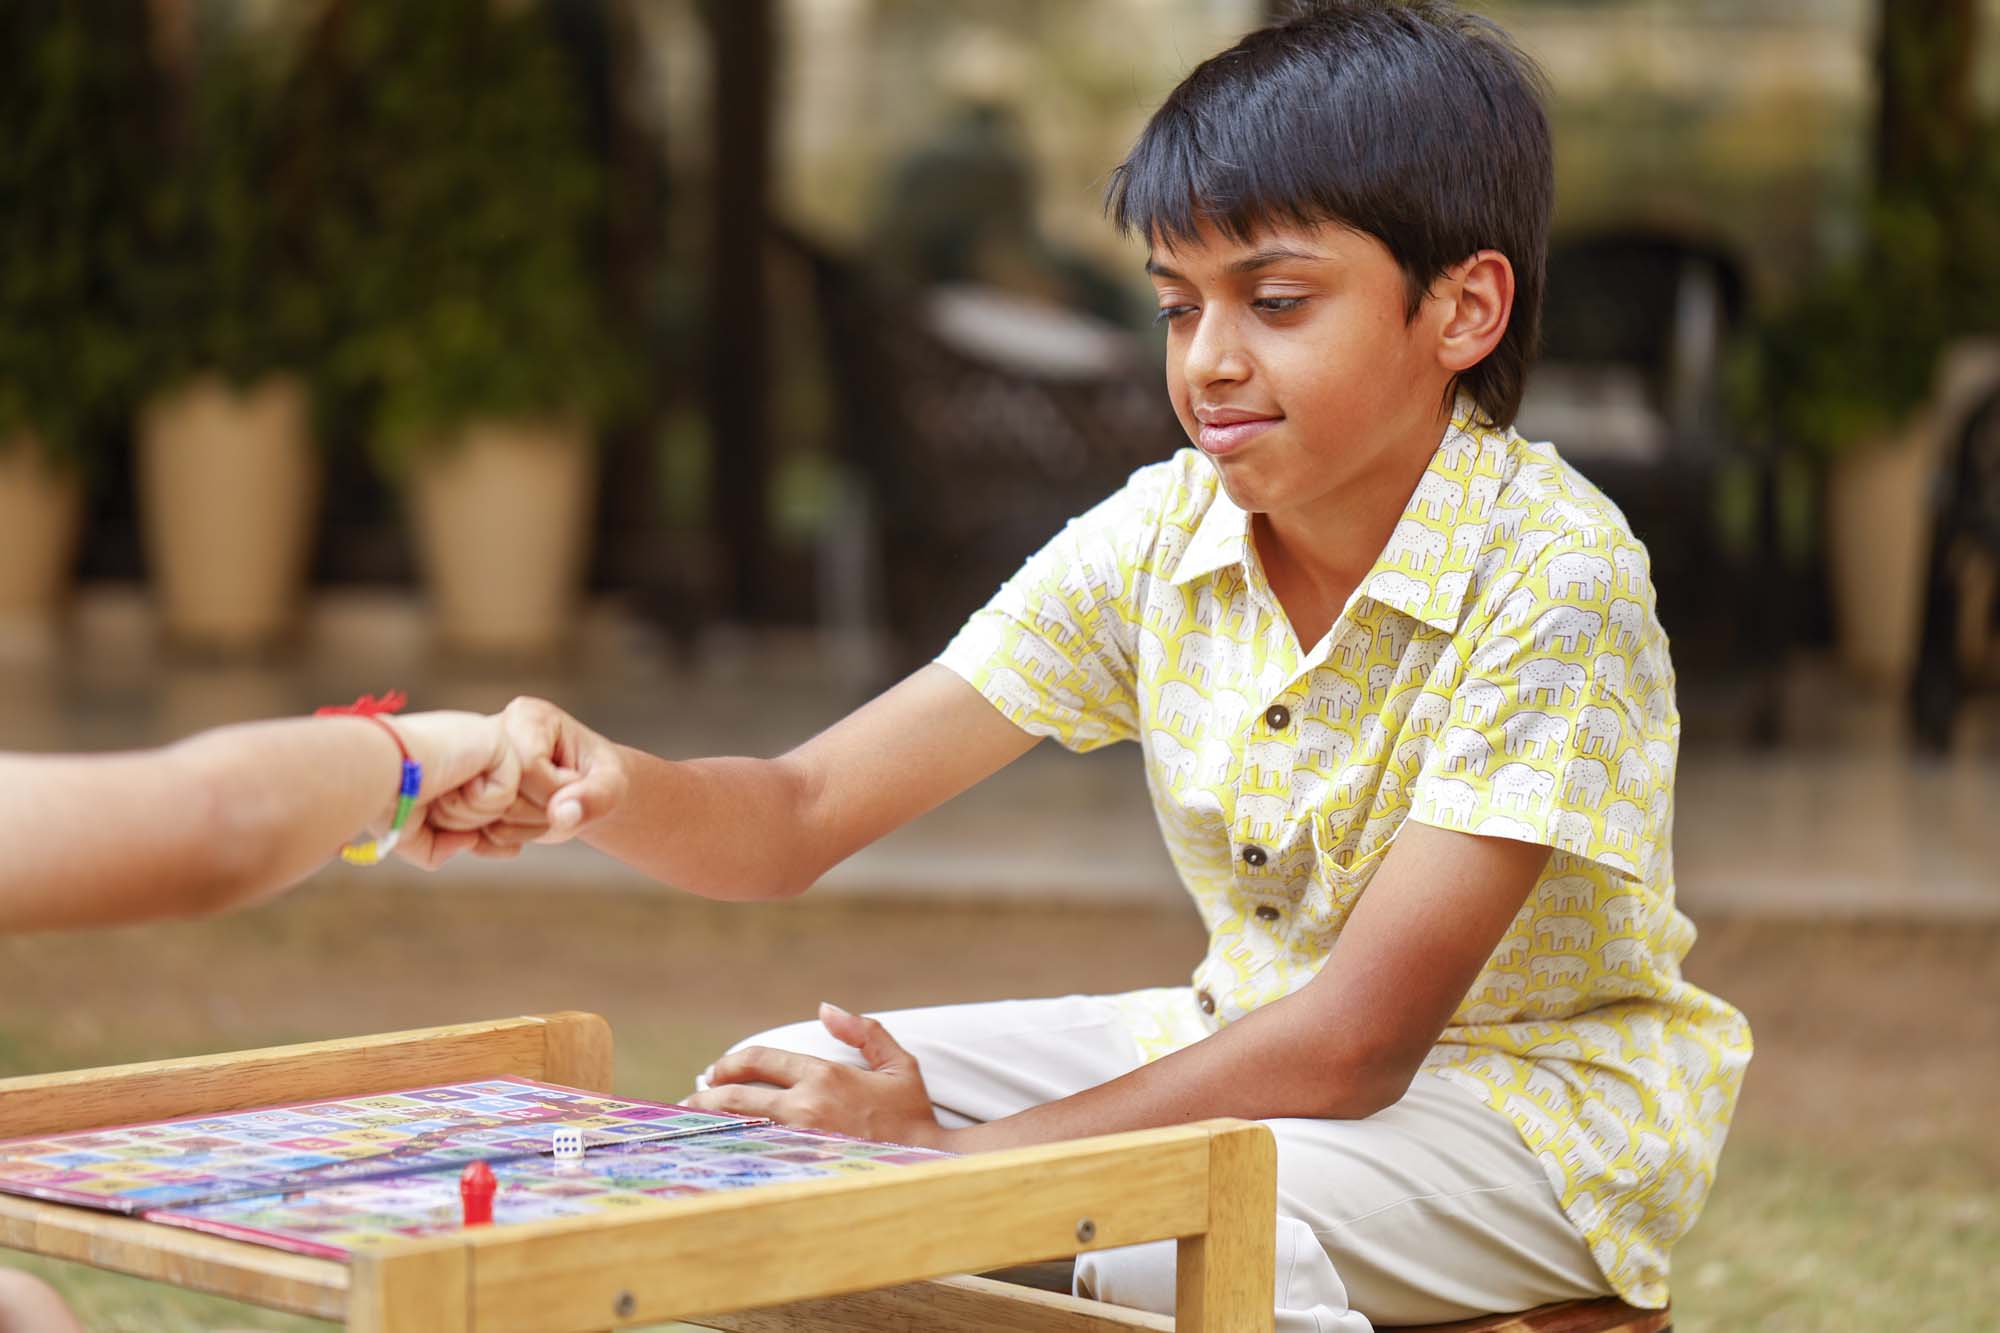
316, 691, 423, 867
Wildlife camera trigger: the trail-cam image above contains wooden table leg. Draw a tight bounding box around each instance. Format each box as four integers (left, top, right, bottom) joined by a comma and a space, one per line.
348, 1243, 469, 1333
1175, 1122, 1275, 1333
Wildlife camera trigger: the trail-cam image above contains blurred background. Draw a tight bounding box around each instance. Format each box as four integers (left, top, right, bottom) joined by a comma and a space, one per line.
1, 1, 1996, 1329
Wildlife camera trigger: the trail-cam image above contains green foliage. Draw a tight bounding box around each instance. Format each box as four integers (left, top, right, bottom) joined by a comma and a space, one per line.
1732, 0, 1996, 464
1939, 131, 2000, 340
130, 20, 324, 397
278, 0, 631, 477
0, 1, 160, 466
1733, 203, 1950, 462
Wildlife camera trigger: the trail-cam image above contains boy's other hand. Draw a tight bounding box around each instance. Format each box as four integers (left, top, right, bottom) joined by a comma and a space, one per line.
688, 1003, 946, 1149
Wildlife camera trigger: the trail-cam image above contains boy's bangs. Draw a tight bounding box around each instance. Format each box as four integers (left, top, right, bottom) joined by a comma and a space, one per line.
1108, 102, 1351, 256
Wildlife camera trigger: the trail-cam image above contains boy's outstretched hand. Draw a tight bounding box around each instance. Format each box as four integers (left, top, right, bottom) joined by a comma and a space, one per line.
430, 696, 630, 858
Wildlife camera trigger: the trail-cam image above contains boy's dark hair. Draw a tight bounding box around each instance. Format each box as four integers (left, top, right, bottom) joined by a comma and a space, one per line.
1108, 0, 1553, 428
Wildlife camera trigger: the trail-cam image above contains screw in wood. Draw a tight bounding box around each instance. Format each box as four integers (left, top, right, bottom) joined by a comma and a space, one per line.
614, 1290, 637, 1318
1076, 1217, 1097, 1243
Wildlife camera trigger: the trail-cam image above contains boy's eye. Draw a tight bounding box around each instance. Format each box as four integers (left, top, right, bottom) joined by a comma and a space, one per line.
1154, 304, 1197, 325
1253, 297, 1306, 314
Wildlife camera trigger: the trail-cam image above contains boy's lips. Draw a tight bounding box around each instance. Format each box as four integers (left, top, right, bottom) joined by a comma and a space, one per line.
1196, 414, 1281, 456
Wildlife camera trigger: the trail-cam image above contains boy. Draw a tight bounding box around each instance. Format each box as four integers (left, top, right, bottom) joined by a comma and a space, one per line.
476, 4, 1751, 1328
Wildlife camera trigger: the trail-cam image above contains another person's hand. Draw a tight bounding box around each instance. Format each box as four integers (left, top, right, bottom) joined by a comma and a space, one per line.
382, 710, 522, 869
456, 696, 630, 857
687, 1003, 947, 1149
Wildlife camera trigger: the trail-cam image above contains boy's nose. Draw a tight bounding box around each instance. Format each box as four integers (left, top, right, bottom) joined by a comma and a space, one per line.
1182, 311, 1252, 388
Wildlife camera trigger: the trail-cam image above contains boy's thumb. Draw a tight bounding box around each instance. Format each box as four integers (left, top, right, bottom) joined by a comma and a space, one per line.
818, 1002, 914, 1074
538, 770, 615, 842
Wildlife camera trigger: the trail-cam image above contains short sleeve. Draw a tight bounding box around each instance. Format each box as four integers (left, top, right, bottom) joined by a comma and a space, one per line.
934, 473, 1158, 753
1408, 535, 1676, 881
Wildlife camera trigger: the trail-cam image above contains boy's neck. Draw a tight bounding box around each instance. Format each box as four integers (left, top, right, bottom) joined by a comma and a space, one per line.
1250, 406, 1452, 652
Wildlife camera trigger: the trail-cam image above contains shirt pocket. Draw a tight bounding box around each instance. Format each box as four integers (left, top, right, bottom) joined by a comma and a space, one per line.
1298, 811, 1400, 945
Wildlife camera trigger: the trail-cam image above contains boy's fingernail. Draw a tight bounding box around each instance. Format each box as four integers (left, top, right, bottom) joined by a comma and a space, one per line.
553, 799, 581, 828
820, 1000, 851, 1018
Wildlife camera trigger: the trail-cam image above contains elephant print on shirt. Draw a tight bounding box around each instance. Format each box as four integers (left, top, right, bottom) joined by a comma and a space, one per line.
1547, 552, 1614, 600
1386, 519, 1448, 573
1531, 606, 1603, 654
1576, 705, 1623, 757
1519, 659, 1589, 707
1502, 709, 1573, 759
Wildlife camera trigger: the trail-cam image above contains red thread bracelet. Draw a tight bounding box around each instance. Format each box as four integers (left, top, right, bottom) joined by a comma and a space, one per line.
316, 690, 411, 760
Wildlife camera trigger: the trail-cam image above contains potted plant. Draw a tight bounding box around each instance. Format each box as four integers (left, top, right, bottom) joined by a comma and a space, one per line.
132, 17, 325, 653
0, 3, 155, 639
1741, 204, 1949, 688
286, 0, 630, 658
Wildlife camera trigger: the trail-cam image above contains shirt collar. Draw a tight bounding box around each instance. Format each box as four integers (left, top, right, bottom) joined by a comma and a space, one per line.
1168, 400, 1510, 634
1169, 483, 1251, 587
1356, 404, 1504, 632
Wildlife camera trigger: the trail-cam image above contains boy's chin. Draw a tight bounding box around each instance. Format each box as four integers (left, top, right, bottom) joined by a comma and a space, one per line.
1203, 455, 1278, 514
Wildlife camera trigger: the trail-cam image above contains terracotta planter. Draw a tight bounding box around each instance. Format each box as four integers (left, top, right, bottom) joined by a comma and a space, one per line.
1825, 414, 1938, 689
0, 433, 84, 632
138, 373, 320, 652
409, 420, 596, 657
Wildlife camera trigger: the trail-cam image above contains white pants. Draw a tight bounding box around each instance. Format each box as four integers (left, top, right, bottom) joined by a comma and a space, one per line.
701, 991, 1614, 1333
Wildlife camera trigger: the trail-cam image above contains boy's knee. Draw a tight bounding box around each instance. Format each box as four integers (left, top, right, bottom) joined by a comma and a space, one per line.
1075, 1217, 1351, 1331
1074, 1237, 1176, 1315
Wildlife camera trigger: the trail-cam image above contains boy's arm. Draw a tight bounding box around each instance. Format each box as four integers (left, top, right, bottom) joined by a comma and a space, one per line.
699, 820, 1549, 1147
948, 824, 1549, 1148
496, 665, 1042, 901
0, 712, 516, 933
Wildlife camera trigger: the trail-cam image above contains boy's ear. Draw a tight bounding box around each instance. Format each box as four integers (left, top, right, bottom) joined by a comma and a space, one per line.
1433, 250, 1514, 374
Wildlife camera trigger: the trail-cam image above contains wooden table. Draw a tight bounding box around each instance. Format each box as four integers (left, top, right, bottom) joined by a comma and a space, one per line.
0, 1012, 1275, 1332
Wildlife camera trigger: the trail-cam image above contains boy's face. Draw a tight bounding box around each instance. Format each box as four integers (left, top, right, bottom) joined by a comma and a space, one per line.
1146, 219, 1458, 524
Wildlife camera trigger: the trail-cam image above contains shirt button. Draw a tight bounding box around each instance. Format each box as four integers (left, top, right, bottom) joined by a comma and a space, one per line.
1264, 704, 1291, 730
1241, 845, 1268, 868
1254, 904, 1281, 922
1197, 989, 1216, 1015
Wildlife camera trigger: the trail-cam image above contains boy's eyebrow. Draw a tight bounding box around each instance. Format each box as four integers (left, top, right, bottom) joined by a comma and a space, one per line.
1144, 246, 1334, 280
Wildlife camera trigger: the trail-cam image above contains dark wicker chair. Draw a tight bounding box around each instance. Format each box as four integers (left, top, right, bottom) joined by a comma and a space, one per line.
786, 229, 1182, 671
1523, 228, 1780, 743
1911, 384, 2000, 751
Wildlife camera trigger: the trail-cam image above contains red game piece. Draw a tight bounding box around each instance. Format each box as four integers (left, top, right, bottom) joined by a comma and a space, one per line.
459, 1160, 496, 1226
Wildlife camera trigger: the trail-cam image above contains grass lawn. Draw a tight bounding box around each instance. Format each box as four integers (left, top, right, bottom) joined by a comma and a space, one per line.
1, 886, 1993, 1330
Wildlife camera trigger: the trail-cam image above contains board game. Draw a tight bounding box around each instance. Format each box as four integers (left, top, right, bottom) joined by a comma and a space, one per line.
0, 1075, 955, 1263
0, 1076, 765, 1215
148, 1124, 954, 1259
0, 1015, 1279, 1331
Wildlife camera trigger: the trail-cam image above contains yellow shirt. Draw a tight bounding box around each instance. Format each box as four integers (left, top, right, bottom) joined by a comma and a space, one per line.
937, 407, 1752, 1308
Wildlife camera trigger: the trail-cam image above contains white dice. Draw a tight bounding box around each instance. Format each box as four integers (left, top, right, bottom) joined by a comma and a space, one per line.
551, 1126, 585, 1162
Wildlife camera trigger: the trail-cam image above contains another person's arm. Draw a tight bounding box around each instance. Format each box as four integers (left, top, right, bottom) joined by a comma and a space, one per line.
0, 711, 518, 932
487, 665, 1041, 901
0, 1269, 87, 1333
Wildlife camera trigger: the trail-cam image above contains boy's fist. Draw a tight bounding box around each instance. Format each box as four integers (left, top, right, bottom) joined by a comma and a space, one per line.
480, 696, 630, 848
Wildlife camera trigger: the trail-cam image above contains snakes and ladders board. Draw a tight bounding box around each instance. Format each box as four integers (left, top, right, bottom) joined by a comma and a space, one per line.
0, 1076, 764, 1214
148, 1125, 956, 1259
